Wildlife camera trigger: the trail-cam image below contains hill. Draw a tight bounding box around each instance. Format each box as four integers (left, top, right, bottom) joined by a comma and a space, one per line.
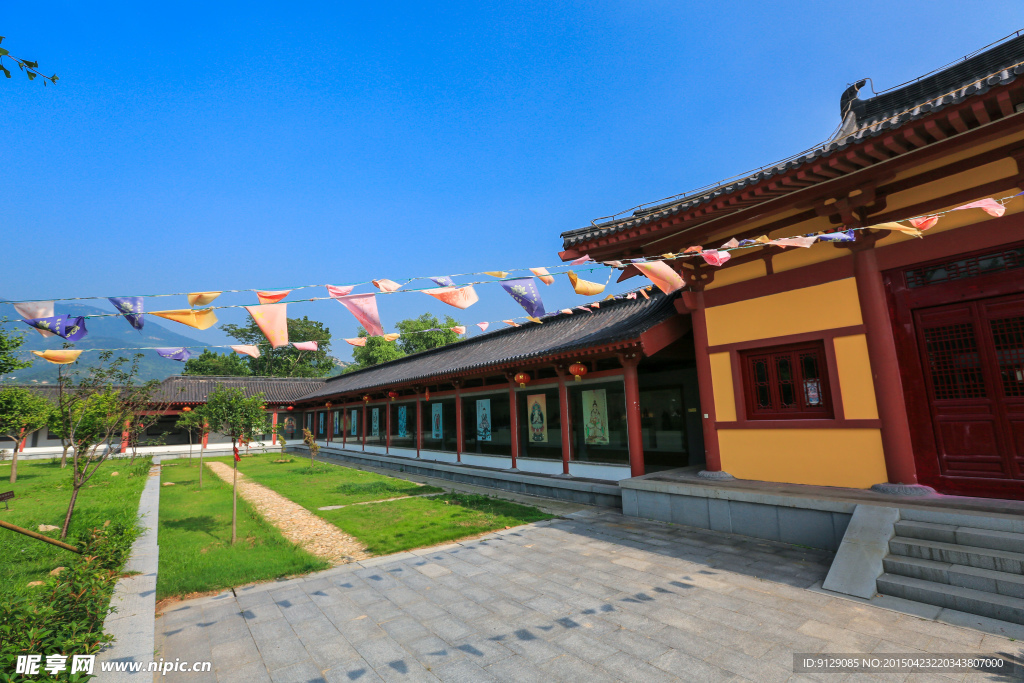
1, 301, 207, 384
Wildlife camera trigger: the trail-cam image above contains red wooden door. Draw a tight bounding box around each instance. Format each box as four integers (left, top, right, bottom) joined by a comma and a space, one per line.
914, 296, 1024, 485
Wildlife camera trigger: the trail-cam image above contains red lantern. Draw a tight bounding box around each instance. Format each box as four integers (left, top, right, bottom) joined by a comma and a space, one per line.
182, 406, 192, 412
388, 391, 398, 401
325, 401, 333, 409
425, 388, 430, 401
362, 395, 371, 404
514, 372, 531, 388
286, 406, 293, 411
569, 362, 588, 382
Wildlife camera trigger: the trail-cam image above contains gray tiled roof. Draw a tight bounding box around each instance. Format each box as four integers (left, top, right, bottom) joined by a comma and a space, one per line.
297, 291, 679, 401
151, 376, 325, 405
562, 34, 1024, 249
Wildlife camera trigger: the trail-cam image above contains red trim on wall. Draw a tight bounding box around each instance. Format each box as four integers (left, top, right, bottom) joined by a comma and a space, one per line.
715, 419, 881, 429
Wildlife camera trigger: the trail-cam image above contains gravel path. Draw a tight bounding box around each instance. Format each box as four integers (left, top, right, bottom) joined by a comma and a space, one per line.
205, 461, 369, 565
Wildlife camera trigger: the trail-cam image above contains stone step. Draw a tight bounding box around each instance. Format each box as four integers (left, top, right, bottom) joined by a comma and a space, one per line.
888, 536, 1024, 574
876, 573, 1024, 624
882, 555, 1024, 600
894, 520, 1024, 554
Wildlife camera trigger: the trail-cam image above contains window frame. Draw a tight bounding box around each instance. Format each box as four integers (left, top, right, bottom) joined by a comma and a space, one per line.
739, 341, 833, 420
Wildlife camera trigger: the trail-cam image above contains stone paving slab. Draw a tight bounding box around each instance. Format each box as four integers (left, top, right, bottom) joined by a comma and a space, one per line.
156, 508, 1024, 682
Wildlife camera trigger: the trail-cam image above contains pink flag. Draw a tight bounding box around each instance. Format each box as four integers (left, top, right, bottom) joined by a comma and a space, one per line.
451, 326, 467, 334
14, 301, 56, 337
560, 308, 574, 314
327, 284, 355, 299
334, 293, 384, 337
908, 216, 939, 230
633, 262, 685, 294
476, 322, 489, 332
345, 337, 367, 347
627, 292, 637, 299
771, 236, 817, 248
256, 290, 290, 305
530, 267, 555, 285
577, 306, 593, 313
701, 250, 731, 266
292, 341, 318, 351
245, 304, 289, 348
591, 302, 600, 309
373, 279, 402, 292
952, 198, 1005, 217
230, 345, 261, 358
570, 254, 592, 265
421, 285, 479, 309
720, 238, 740, 249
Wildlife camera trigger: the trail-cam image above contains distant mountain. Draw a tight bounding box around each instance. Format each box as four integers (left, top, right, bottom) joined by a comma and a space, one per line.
0, 301, 207, 384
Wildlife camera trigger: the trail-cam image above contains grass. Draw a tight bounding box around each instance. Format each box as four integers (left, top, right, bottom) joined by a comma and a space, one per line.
203, 453, 445, 508
157, 461, 328, 598
318, 492, 554, 555
0, 457, 151, 599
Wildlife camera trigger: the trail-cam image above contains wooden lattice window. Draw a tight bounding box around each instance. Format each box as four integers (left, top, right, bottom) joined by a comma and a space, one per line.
740, 342, 833, 419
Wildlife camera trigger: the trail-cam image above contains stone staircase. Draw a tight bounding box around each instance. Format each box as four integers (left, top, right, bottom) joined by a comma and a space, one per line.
876, 510, 1024, 624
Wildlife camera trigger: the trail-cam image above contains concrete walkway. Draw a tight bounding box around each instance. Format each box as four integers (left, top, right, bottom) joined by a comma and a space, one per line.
155, 507, 1022, 682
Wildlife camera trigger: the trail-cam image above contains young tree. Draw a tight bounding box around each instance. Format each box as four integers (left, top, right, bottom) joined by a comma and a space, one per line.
202, 385, 267, 544
182, 350, 252, 377
0, 320, 32, 378
301, 428, 319, 468
190, 404, 215, 489
55, 352, 158, 539
0, 387, 52, 483
175, 408, 204, 461
220, 316, 333, 377
395, 313, 463, 355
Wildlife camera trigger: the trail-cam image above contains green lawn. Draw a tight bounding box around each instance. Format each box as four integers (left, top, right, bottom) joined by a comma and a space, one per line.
204, 454, 445, 508
0, 457, 151, 599
157, 461, 328, 598
318, 492, 554, 555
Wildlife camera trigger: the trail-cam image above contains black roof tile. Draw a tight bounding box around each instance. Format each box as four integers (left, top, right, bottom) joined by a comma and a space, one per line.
151, 376, 325, 405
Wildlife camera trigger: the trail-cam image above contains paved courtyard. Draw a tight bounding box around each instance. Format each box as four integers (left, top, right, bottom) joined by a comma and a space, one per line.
156, 507, 1021, 682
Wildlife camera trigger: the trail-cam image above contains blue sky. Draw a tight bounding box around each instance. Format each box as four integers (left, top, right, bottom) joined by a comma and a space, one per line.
3, 2, 1022, 359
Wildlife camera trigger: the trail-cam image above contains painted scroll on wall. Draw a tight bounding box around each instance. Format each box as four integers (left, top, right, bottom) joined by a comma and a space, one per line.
372, 408, 380, 437
350, 409, 358, 437
527, 394, 548, 443
431, 403, 443, 440
476, 399, 492, 441
398, 406, 407, 438
581, 388, 610, 445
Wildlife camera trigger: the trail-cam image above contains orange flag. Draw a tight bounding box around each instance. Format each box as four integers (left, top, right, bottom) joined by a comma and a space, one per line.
872, 222, 923, 238
256, 290, 290, 305
230, 345, 260, 358
150, 309, 219, 330
421, 285, 479, 309
245, 304, 289, 348
530, 267, 555, 285
345, 337, 367, 347
633, 262, 685, 294
567, 272, 605, 296
372, 279, 402, 292
382, 333, 400, 342
32, 350, 82, 365
451, 326, 467, 334
502, 319, 520, 327
188, 292, 221, 307
908, 216, 939, 230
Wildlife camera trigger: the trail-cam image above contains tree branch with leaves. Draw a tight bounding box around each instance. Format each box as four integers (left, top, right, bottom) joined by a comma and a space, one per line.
0, 37, 57, 84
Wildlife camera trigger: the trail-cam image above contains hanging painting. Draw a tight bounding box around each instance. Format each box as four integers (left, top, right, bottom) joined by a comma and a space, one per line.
284, 416, 296, 438
581, 388, 610, 445
476, 399, 492, 442
431, 403, 443, 439
318, 412, 325, 435
398, 406, 408, 438
527, 394, 548, 443
350, 409, 358, 436
333, 411, 341, 435
372, 408, 380, 437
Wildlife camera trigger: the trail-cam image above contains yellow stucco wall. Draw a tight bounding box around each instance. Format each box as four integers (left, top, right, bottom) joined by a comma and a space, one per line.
719, 428, 887, 488
705, 278, 862, 346
833, 334, 878, 419
709, 352, 736, 421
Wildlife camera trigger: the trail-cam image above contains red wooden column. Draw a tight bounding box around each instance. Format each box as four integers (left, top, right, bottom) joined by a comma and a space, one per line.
555, 366, 572, 475
326, 408, 333, 444
120, 421, 129, 453
416, 390, 423, 458
454, 381, 463, 462
508, 378, 520, 471
202, 422, 209, 450
678, 292, 726, 477
272, 412, 278, 446
619, 351, 645, 478
342, 406, 347, 449
361, 404, 367, 451
854, 246, 923, 489
386, 401, 391, 454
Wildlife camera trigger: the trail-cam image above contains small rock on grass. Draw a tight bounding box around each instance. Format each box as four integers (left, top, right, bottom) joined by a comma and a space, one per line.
27, 581, 44, 587
37, 524, 59, 532
49, 567, 65, 576
162, 482, 175, 487
110, 471, 119, 476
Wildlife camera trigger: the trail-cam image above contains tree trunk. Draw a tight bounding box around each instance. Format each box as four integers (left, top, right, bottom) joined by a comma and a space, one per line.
60, 485, 80, 540
231, 438, 238, 546
60, 443, 70, 468
9, 438, 19, 484
188, 432, 193, 462
199, 447, 204, 489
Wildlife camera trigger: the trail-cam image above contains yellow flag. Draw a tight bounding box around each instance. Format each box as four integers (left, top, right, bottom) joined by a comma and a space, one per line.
872, 221, 923, 238
187, 292, 221, 307
382, 333, 400, 342
529, 268, 555, 285
150, 308, 219, 330
32, 350, 83, 365
567, 272, 606, 296
526, 316, 543, 324
484, 271, 509, 279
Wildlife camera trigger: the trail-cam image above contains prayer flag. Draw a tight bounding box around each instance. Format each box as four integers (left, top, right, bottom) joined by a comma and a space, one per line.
591, 302, 600, 308
430, 276, 456, 287
108, 296, 144, 331
560, 309, 574, 315
476, 322, 489, 332
421, 285, 479, 309
32, 349, 82, 365
500, 278, 546, 317
639, 289, 650, 299
332, 293, 384, 337
187, 292, 221, 307
231, 345, 261, 358
256, 290, 290, 305
292, 341, 319, 351
567, 272, 606, 296
771, 235, 817, 248
577, 306, 593, 313
529, 267, 555, 285
156, 348, 192, 362
244, 304, 289, 348
13, 301, 55, 337
570, 255, 592, 265
502, 320, 520, 327
451, 326, 466, 334
683, 246, 703, 254
701, 250, 731, 266
872, 222, 923, 238
22, 315, 88, 341
526, 316, 543, 324
345, 337, 367, 347
382, 333, 400, 342
372, 279, 401, 292
484, 271, 510, 279
327, 284, 355, 299
816, 230, 856, 242
633, 262, 685, 294
908, 216, 940, 230
627, 292, 637, 299
720, 238, 740, 249
952, 198, 1005, 217
150, 308, 219, 330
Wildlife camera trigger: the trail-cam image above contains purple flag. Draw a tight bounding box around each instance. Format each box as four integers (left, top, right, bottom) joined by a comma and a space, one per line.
22, 315, 88, 342
500, 278, 546, 318
816, 230, 856, 242
63, 316, 88, 342
156, 347, 192, 362
430, 276, 456, 287
108, 296, 144, 331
